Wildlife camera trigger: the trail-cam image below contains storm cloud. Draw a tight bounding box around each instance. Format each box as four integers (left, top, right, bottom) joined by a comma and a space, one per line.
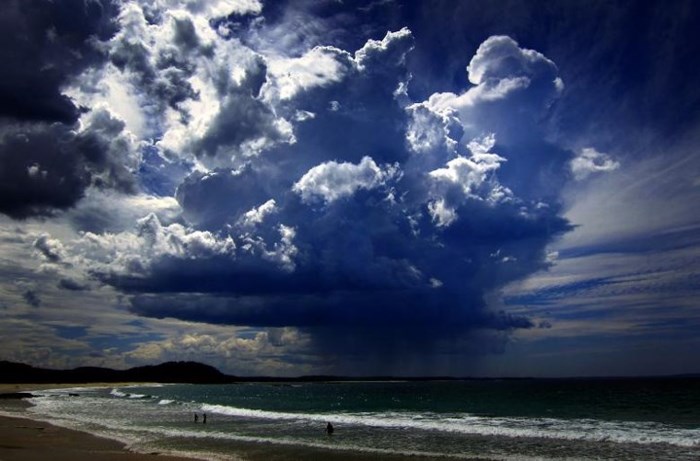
0, 0, 118, 123
0, 0, 145, 219
31, 2, 573, 352
4, 0, 585, 372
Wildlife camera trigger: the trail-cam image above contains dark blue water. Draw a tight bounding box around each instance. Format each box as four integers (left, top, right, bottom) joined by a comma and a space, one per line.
14, 379, 700, 460
157, 379, 700, 425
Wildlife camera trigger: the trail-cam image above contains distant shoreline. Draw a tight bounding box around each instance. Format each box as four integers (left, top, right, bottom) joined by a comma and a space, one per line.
3, 360, 699, 385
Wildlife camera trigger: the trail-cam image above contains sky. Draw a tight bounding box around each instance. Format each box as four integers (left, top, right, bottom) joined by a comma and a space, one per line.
1, 0, 699, 377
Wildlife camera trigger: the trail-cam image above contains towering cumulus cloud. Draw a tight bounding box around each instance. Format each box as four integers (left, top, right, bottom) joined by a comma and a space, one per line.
2, 0, 575, 373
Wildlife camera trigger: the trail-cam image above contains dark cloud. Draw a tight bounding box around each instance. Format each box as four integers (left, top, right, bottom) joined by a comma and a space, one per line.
0, 124, 91, 218
192, 89, 283, 161
0, 0, 139, 220
58, 278, 89, 291
1, 0, 698, 377
175, 166, 272, 228
0, 110, 138, 219
0, 0, 117, 123
22, 289, 41, 307
113, 183, 568, 337
33, 235, 64, 263
69, 22, 573, 364
266, 30, 414, 178
7, 0, 588, 372
129, 291, 534, 330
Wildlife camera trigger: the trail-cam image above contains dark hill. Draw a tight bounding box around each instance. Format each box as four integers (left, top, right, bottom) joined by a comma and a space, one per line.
0, 360, 230, 384
126, 361, 228, 383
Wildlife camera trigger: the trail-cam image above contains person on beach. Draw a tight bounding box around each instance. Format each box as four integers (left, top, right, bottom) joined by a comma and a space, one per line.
194, 413, 198, 423
203, 413, 207, 424
326, 422, 334, 435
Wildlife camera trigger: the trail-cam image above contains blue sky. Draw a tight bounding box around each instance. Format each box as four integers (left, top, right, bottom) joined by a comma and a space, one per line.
0, 0, 699, 377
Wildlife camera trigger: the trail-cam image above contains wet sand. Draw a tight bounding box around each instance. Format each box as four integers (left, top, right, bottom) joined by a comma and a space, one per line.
0, 413, 206, 461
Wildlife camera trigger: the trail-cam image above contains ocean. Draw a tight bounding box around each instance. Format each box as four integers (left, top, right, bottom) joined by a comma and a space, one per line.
9, 379, 700, 460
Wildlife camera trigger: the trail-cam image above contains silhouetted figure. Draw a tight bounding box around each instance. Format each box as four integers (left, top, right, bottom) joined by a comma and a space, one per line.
203, 413, 207, 424
194, 413, 198, 423
326, 422, 334, 435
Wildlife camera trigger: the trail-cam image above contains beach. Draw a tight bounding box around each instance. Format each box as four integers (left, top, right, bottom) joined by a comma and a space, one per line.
0, 413, 419, 461
0, 413, 204, 461
0, 384, 443, 461
2, 380, 698, 461
0, 384, 202, 461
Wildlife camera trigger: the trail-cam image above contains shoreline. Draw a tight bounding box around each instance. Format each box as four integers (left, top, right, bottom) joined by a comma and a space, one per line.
0, 382, 165, 393
1, 378, 697, 461
0, 383, 209, 461
0, 383, 451, 461
0, 413, 208, 461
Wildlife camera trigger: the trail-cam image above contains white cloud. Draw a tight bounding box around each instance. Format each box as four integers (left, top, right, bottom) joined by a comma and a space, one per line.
66, 0, 289, 169
427, 198, 457, 227
65, 63, 145, 138
263, 46, 353, 101
422, 134, 515, 227
135, 213, 236, 259
27, 163, 47, 179
354, 27, 413, 71
562, 131, 700, 249
428, 134, 506, 199
425, 35, 560, 119
405, 102, 461, 156
261, 27, 413, 108
124, 326, 310, 375
429, 277, 443, 288
143, 0, 262, 19
293, 156, 398, 204
70, 208, 302, 279
570, 147, 620, 180
65, 189, 181, 234
33, 234, 67, 263
240, 199, 278, 227
268, 224, 298, 271
294, 110, 316, 122
553, 77, 565, 92
75, 213, 236, 277
466, 35, 554, 86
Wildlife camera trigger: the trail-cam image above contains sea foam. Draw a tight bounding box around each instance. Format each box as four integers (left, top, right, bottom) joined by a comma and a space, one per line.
201, 403, 700, 447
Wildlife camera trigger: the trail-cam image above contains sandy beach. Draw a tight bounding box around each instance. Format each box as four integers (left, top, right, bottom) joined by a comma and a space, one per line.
0, 384, 202, 461
0, 413, 208, 461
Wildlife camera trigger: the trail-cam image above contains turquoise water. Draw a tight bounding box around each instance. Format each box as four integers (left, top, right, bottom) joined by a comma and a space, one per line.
16, 379, 700, 460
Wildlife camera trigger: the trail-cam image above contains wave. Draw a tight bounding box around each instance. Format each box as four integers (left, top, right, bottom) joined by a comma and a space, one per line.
22, 392, 700, 461
109, 388, 128, 398
201, 404, 700, 448
108, 389, 152, 399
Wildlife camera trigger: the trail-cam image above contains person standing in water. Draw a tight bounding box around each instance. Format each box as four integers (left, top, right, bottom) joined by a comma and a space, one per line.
203, 413, 207, 424
194, 413, 198, 423
326, 422, 334, 435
